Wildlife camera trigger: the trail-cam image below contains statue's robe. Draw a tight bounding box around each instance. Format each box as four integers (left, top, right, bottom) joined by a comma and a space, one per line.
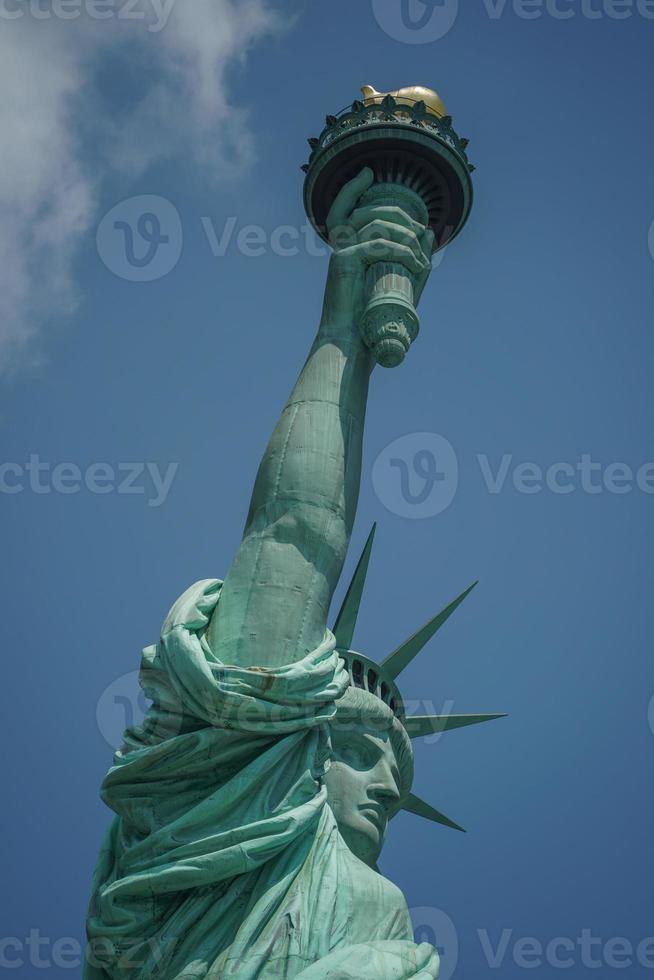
85, 580, 440, 979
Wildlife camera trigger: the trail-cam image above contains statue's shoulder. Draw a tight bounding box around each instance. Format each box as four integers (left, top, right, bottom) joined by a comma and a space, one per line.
335, 835, 412, 937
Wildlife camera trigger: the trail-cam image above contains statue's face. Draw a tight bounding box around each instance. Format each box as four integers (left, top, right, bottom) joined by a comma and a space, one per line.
324, 723, 402, 867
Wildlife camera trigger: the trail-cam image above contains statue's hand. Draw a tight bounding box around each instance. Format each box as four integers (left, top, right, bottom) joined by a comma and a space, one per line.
321, 167, 434, 334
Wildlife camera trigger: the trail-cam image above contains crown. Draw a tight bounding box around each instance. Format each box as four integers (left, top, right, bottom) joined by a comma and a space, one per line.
331, 525, 506, 833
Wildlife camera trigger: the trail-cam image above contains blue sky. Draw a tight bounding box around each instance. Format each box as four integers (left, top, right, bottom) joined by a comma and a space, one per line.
2, 1, 654, 976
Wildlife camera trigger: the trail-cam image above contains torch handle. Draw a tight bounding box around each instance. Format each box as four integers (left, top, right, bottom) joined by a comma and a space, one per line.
357, 182, 431, 369
360, 261, 419, 369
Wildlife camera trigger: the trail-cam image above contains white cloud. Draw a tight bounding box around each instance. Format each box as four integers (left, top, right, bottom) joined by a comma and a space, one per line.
0, 22, 93, 367
0, 0, 284, 372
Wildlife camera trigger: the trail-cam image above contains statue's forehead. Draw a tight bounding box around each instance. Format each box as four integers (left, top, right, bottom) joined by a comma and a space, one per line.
331, 717, 392, 742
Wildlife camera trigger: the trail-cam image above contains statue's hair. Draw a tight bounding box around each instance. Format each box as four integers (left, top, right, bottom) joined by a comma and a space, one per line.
331, 686, 414, 801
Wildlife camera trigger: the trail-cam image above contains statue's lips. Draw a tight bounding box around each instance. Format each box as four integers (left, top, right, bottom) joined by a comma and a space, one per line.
358, 803, 387, 833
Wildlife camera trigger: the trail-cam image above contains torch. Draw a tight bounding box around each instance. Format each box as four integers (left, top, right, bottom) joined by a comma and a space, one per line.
302, 85, 474, 368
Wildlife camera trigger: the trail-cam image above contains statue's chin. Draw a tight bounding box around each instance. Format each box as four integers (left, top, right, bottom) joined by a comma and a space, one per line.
337, 819, 383, 868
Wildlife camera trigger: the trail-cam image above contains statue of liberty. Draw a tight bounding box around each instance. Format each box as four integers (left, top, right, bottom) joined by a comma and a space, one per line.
85, 87, 504, 979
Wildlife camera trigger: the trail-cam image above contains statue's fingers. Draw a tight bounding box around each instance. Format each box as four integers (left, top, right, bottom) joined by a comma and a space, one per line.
413, 257, 433, 304
349, 204, 426, 238
356, 219, 425, 265
414, 228, 435, 303
421, 226, 436, 256
349, 238, 428, 277
326, 167, 374, 233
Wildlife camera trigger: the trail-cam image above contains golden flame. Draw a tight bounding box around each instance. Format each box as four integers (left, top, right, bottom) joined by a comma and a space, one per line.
361, 85, 448, 120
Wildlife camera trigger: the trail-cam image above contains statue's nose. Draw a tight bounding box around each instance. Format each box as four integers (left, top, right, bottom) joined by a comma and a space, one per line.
370, 775, 401, 811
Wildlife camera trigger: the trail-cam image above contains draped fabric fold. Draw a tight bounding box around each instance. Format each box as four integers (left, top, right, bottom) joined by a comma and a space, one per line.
85, 579, 439, 980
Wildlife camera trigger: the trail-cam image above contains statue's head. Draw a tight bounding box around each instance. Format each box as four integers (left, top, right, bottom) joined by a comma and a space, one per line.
324, 525, 507, 868
324, 687, 413, 867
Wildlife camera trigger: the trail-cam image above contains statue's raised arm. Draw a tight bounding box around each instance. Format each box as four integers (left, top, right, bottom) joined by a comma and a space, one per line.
207, 167, 433, 667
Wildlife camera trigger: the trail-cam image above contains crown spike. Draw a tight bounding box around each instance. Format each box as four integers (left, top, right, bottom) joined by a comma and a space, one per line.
333, 524, 377, 651
403, 793, 466, 833
380, 582, 478, 681
404, 713, 507, 739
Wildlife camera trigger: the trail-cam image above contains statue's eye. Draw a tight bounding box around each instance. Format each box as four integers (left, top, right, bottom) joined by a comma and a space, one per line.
338, 741, 376, 768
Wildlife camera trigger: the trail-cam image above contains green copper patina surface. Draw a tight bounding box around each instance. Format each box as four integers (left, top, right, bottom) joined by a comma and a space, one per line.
86, 89, 503, 979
